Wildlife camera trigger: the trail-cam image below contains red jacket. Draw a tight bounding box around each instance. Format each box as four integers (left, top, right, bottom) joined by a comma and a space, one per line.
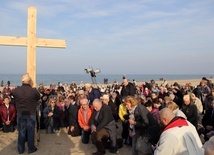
78, 106, 93, 128
0, 103, 16, 125
0, 97, 3, 105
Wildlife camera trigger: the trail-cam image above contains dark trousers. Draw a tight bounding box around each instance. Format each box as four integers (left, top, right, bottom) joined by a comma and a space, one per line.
2, 124, 14, 132
91, 128, 109, 154
122, 122, 129, 140
0, 118, 2, 128
47, 125, 54, 134
17, 114, 37, 154
81, 130, 91, 144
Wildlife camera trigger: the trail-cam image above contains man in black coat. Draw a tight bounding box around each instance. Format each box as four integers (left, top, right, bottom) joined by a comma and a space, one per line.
120, 79, 135, 98
13, 73, 40, 154
182, 94, 198, 129
102, 94, 118, 122
67, 95, 81, 137
90, 99, 117, 155
202, 98, 214, 141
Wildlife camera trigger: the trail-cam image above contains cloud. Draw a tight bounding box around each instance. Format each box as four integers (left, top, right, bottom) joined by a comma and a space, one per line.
0, 0, 214, 74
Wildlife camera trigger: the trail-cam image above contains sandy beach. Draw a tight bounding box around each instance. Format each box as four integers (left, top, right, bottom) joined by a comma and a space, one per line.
0, 78, 211, 155
154, 78, 208, 87
0, 122, 131, 155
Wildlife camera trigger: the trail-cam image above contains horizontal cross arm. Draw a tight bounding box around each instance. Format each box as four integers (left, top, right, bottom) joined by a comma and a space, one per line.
36, 38, 66, 48
0, 36, 27, 46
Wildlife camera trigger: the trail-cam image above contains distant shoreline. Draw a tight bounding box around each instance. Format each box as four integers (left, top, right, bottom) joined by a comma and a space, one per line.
0, 78, 211, 92
0, 73, 213, 87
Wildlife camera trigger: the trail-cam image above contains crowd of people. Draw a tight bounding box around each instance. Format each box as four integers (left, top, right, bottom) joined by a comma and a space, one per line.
0, 74, 214, 155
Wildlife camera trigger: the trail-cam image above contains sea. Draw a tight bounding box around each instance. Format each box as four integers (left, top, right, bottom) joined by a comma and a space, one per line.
0, 74, 213, 87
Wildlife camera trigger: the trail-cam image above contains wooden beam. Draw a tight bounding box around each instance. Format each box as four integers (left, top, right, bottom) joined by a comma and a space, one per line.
0, 36, 66, 48
0, 6, 66, 87
36, 38, 66, 48
0, 36, 27, 46
27, 6, 37, 87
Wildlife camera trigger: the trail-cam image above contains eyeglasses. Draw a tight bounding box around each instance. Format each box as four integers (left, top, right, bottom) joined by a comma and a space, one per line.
51, 101, 55, 103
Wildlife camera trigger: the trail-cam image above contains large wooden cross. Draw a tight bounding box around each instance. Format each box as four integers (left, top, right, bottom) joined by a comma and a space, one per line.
0, 6, 66, 87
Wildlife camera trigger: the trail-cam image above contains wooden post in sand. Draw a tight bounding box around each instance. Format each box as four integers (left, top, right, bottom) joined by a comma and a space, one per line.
0, 6, 66, 87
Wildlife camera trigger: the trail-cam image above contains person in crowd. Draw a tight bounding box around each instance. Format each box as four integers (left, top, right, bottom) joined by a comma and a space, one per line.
76, 90, 86, 106
40, 88, 52, 106
158, 86, 168, 100
57, 82, 65, 94
109, 91, 121, 120
70, 81, 77, 92
39, 88, 54, 129
202, 97, 214, 141
2, 84, 12, 96
160, 79, 168, 87
37, 83, 45, 94
135, 85, 142, 96
0, 91, 3, 129
43, 98, 61, 134
171, 84, 184, 102
144, 100, 160, 124
56, 95, 66, 128
136, 95, 146, 105
166, 101, 187, 119
85, 83, 101, 105
164, 96, 172, 106
204, 88, 214, 113
102, 94, 118, 122
7, 81, 10, 87
0, 91, 3, 104
78, 98, 93, 144
203, 77, 213, 89
49, 84, 57, 96
121, 79, 136, 98
190, 93, 203, 121
169, 92, 183, 109
143, 87, 151, 98
153, 97, 164, 111
0, 95, 16, 132
67, 95, 81, 137
62, 98, 69, 128
118, 97, 130, 145
203, 136, 214, 155
190, 93, 203, 114
90, 99, 117, 155
182, 94, 198, 129
184, 82, 195, 94
151, 92, 158, 100
198, 79, 211, 108
124, 96, 160, 155
12, 73, 40, 154
154, 108, 204, 155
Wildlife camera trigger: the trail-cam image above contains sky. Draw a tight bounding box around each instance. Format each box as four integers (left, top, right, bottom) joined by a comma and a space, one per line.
0, 0, 214, 75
